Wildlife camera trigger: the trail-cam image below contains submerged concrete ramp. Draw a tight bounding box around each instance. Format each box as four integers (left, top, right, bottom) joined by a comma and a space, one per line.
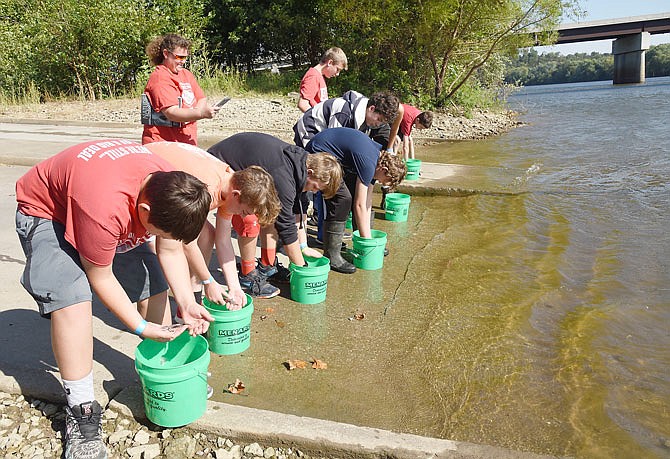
0, 121, 554, 459
395, 162, 535, 196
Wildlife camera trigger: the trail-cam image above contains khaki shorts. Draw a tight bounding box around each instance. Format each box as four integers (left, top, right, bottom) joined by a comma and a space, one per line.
15, 211, 168, 317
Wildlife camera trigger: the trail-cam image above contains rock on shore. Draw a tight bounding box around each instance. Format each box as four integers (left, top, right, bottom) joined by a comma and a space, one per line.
0, 391, 333, 459
0, 96, 521, 143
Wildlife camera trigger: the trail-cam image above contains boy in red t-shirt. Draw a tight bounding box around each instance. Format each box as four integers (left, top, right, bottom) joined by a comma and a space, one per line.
15, 139, 212, 459
297, 47, 348, 113
386, 103, 434, 160
381, 104, 433, 208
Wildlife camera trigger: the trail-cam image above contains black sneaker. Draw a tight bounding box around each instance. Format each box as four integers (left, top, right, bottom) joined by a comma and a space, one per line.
239, 269, 280, 299
257, 258, 291, 284
64, 401, 107, 459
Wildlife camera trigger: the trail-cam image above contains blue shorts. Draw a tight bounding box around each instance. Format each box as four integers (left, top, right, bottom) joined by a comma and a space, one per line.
15, 211, 168, 317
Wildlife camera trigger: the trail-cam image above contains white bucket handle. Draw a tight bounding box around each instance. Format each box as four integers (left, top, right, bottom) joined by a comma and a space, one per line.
349, 246, 381, 258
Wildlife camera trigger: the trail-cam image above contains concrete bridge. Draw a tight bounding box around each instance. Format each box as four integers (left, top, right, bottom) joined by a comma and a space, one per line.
535, 13, 670, 84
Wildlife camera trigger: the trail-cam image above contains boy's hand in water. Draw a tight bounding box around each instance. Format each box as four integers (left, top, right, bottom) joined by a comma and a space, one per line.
225, 287, 246, 311
301, 247, 322, 259
203, 280, 228, 306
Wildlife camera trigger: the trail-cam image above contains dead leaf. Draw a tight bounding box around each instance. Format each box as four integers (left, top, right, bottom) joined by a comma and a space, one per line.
226, 378, 246, 394
275, 320, 285, 328
311, 358, 328, 370
348, 313, 366, 321
265, 307, 275, 314
284, 359, 308, 370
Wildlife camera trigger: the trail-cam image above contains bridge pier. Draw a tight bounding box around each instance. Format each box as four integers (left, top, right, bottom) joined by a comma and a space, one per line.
612, 32, 650, 84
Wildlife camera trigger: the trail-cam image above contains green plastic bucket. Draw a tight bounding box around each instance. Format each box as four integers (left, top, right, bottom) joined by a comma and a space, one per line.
345, 212, 353, 229
384, 193, 411, 222
405, 159, 422, 181
135, 332, 210, 427
350, 230, 387, 270
290, 255, 330, 304
203, 295, 254, 355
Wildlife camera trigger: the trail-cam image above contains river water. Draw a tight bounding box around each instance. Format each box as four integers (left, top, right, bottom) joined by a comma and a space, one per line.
210, 77, 670, 458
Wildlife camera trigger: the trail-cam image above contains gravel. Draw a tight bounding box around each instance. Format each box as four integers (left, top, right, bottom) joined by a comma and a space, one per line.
0, 95, 521, 144
0, 390, 337, 459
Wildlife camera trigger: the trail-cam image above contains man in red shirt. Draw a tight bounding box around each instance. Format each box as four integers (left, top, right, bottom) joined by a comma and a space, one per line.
15, 139, 212, 459
297, 47, 348, 113
142, 34, 221, 145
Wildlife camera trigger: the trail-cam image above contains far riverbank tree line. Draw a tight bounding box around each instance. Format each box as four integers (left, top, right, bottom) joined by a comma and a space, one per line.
505, 44, 670, 85
1, 0, 584, 108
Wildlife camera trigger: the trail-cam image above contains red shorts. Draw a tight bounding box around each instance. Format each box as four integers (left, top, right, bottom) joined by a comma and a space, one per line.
231, 214, 260, 238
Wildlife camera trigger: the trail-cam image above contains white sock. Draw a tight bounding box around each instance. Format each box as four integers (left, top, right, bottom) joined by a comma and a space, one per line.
62, 370, 95, 408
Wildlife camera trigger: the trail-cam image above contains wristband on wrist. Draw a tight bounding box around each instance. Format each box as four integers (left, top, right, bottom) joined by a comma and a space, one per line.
134, 319, 147, 336
201, 275, 214, 285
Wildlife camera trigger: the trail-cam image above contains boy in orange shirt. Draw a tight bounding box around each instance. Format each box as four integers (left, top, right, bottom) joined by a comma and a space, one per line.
145, 141, 281, 308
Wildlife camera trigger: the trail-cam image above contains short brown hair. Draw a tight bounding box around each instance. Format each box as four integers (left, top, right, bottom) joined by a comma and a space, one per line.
231, 166, 281, 226
378, 151, 407, 189
144, 171, 211, 243
146, 33, 192, 66
320, 47, 348, 70
417, 111, 434, 128
368, 92, 399, 123
306, 153, 342, 199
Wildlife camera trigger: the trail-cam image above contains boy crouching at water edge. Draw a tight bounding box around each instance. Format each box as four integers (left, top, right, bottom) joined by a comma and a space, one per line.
15, 139, 213, 459
305, 128, 406, 274
207, 132, 343, 299
385, 103, 434, 160
144, 141, 281, 309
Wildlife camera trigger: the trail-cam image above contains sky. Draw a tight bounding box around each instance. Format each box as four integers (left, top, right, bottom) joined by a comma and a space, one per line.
534, 0, 670, 55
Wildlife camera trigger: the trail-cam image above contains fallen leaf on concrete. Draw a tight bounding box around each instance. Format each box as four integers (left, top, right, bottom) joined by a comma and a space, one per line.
311, 358, 328, 370
347, 313, 366, 321
284, 359, 308, 370
265, 307, 275, 313
226, 379, 246, 394
275, 320, 285, 328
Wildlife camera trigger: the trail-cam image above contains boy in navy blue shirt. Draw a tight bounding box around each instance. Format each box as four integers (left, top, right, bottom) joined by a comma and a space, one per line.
305, 128, 406, 273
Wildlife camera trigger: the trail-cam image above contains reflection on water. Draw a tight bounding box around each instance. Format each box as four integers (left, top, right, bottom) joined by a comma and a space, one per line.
209, 78, 670, 459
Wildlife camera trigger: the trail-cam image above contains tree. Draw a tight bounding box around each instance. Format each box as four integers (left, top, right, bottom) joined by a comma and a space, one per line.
646, 43, 670, 78
327, 0, 577, 105
0, 0, 207, 99
204, 0, 336, 71
411, 0, 578, 101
